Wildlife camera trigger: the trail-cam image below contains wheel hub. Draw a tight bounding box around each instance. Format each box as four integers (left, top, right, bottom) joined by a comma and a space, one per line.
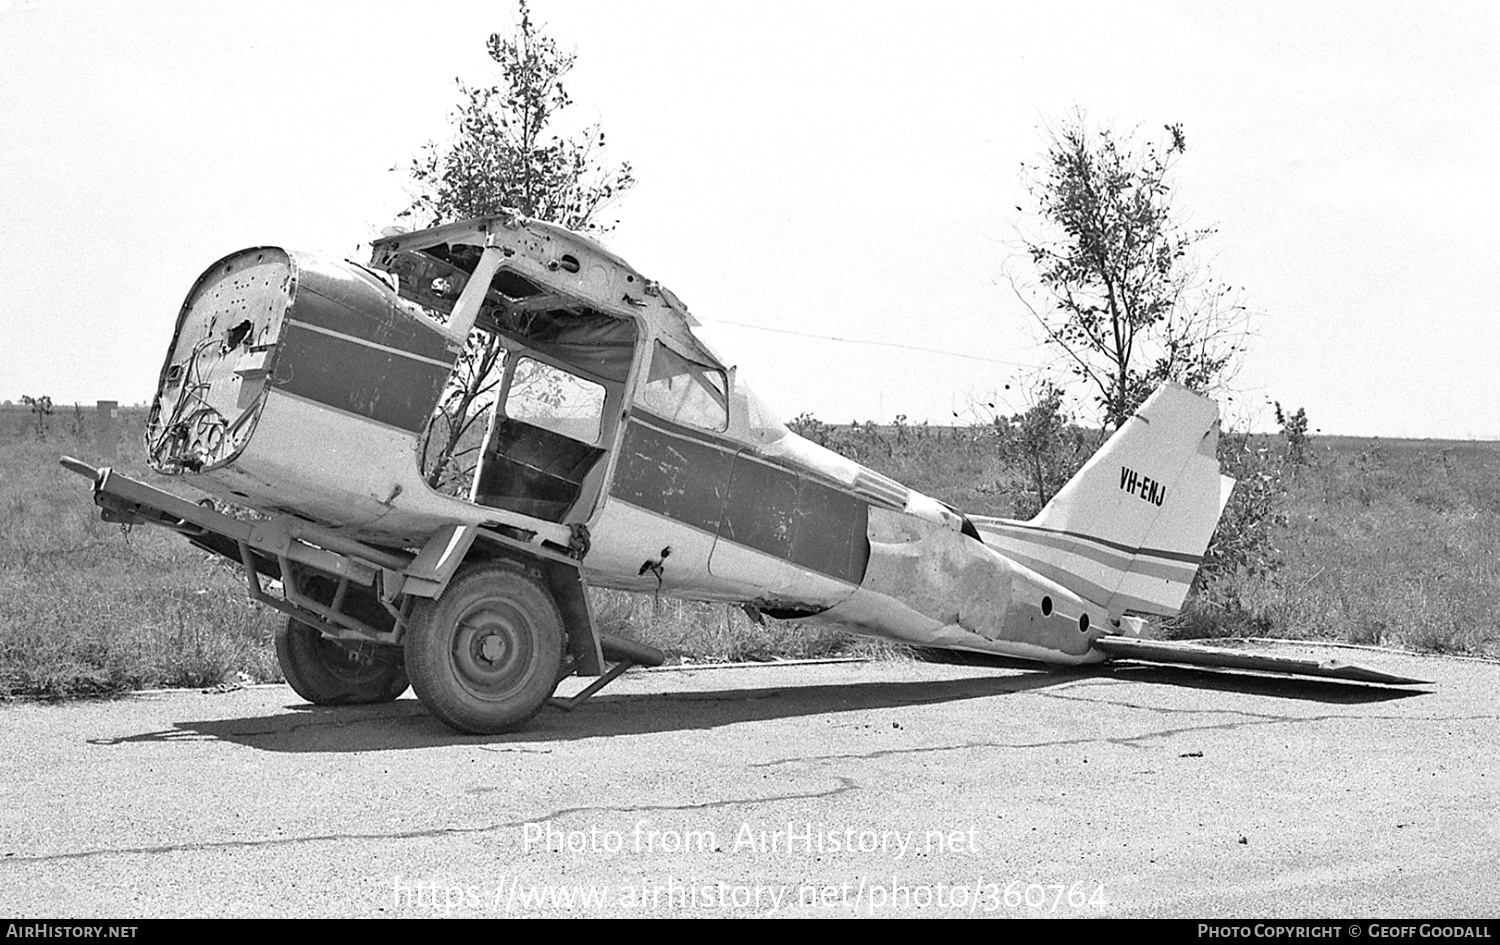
452, 604, 535, 697
478, 633, 508, 663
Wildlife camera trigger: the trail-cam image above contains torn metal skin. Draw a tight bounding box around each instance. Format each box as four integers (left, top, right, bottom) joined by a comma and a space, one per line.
63, 211, 1427, 736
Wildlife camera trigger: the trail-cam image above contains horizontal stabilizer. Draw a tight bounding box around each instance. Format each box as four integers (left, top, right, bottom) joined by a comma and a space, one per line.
1092, 636, 1431, 686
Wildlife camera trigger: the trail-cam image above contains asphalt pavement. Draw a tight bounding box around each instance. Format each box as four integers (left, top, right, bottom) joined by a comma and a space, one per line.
1, 644, 1495, 918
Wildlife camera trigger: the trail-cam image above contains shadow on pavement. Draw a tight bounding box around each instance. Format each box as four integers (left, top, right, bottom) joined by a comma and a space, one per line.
86, 669, 1073, 752
83, 661, 1428, 754
1104, 662, 1430, 703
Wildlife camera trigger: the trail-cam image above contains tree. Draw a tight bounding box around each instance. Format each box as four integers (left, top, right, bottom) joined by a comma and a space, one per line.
20, 394, 52, 441
1003, 381, 1089, 516
1014, 113, 1249, 432
1274, 401, 1311, 467
397, 1, 635, 493
400, 0, 634, 231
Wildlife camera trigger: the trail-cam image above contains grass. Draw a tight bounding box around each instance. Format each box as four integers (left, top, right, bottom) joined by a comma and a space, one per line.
1, 406, 1495, 698
591, 592, 898, 663
1169, 439, 1500, 657
0, 419, 283, 696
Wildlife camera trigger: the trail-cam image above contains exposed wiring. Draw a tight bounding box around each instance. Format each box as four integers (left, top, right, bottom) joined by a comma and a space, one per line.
148, 335, 223, 470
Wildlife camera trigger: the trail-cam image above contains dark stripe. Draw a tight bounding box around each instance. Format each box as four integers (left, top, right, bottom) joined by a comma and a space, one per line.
991, 543, 1179, 615
292, 262, 457, 365
969, 517, 1204, 566
718, 451, 870, 585
610, 418, 870, 584
976, 523, 1198, 579
272, 323, 449, 433
632, 409, 879, 509
610, 417, 733, 533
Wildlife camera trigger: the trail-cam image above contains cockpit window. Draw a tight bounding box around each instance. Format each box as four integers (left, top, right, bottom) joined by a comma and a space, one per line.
641, 341, 728, 432
505, 357, 606, 444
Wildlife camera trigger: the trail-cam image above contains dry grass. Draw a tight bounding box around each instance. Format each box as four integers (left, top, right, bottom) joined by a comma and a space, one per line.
1172, 440, 1500, 658
0, 422, 282, 696
589, 589, 899, 664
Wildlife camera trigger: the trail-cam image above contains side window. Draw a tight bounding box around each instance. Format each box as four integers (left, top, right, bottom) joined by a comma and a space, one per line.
506, 357, 606, 444
640, 341, 729, 431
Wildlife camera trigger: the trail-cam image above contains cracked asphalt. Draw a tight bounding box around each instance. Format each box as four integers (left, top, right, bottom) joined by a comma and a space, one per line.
2, 645, 1496, 918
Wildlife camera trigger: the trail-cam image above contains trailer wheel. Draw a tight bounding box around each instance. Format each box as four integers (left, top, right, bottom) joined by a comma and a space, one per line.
275, 617, 410, 705
404, 562, 565, 734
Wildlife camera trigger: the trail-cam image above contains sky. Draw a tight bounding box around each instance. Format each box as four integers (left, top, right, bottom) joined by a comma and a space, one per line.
2, 0, 1496, 438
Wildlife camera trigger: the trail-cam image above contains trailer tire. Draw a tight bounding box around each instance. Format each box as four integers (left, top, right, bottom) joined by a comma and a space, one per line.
404, 562, 565, 734
275, 617, 410, 705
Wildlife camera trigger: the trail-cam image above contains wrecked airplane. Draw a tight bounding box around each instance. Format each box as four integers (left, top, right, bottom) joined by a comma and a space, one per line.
62, 212, 1425, 734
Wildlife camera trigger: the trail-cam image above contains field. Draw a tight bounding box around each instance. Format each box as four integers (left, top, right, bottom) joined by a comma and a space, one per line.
1, 404, 1496, 697
1208, 436, 1500, 655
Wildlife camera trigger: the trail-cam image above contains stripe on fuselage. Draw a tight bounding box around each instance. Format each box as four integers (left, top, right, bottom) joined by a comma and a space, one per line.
610, 413, 870, 585
971, 517, 1200, 614
273, 321, 451, 434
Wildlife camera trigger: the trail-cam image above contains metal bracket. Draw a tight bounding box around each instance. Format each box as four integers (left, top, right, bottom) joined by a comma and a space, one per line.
236, 542, 400, 646
546, 633, 666, 712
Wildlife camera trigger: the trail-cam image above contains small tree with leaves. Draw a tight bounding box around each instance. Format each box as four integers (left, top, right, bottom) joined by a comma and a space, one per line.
399, 0, 635, 493
970, 381, 1090, 519
20, 395, 52, 441
1007, 381, 1090, 516
401, 1, 634, 232
1275, 401, 1311, 467
1014, 114, 1249, 433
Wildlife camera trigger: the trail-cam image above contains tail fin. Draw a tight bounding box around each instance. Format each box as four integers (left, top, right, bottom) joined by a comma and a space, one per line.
971, 383, 1236, 617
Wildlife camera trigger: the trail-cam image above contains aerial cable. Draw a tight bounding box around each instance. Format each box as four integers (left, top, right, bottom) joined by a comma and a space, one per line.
695, 318, 1034, 369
